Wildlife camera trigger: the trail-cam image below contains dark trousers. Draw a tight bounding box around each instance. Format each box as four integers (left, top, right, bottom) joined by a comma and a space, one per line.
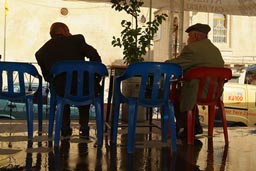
53, 74, 91, 129
173, 101, 201, 130
62, 104, 90, 128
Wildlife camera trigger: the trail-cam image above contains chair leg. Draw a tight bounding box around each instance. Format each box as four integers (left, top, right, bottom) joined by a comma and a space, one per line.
26, 98, 34, 139
208, 105, 216, 137
187, 109, 195, 145
219, 101, 229, 144
127, 102, 137, 153
37, 106, 43, 135
54, 103, 64, 147
37, 92, 43, 134
48, 96, 56, 138
168, 103, 177, 152
95, 102, 104, 147
161, 106, 168, 142
110, 101, 121, 145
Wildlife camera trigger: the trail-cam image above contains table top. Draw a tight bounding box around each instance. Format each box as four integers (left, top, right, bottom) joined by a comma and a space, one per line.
108, 65, 127, 70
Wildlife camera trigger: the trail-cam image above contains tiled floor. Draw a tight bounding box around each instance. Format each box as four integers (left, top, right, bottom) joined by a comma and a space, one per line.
0, 120, 256, 171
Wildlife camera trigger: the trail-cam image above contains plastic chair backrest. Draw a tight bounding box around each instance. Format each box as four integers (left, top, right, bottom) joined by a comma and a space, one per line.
0, 61, 42, 100
116, 62, 183, 107
50, 61, 108, 105
0, 61, 43, 138
111, 62, 182, 153
48, 61, 108, 147
184, 67, 232, 105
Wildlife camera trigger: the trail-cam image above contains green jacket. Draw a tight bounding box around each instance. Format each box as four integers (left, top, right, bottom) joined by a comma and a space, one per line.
166, 39, 224, 112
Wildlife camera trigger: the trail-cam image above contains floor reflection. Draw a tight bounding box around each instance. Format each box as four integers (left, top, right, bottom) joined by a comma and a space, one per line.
26, 141, 42, 171
0, 120, 256, 170
205, 139, 229, 171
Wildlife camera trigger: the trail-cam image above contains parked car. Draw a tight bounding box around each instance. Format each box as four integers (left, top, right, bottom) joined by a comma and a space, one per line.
0, 83, 49, 119
0, 83, 97, 120
199, 65, 256, 126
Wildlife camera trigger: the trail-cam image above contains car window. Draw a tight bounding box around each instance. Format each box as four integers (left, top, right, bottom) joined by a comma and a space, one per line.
245, 71, 256, 85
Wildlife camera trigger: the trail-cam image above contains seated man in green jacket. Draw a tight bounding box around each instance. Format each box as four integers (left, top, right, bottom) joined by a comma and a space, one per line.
166, 23, 224, 138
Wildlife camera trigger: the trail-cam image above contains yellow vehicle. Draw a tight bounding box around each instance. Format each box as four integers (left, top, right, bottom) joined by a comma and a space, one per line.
199, 65, 256, 126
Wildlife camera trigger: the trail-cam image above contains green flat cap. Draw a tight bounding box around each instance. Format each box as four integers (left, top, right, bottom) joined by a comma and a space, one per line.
185, 23, 211, 34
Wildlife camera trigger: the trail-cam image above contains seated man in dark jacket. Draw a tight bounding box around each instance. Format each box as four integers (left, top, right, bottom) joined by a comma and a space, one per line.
35, 22, 102, 138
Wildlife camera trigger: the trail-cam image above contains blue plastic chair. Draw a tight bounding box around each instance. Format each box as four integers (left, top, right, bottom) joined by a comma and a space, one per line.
0, 61, 43, 138
110, 62, 182, 153
48, 61, 108, 147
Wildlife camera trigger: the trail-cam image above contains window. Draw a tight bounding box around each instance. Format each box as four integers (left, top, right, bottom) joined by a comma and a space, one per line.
245, 71, 256, 85
213, 14, 227, 43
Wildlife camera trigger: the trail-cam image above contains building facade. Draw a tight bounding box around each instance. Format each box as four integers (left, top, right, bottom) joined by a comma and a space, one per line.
153, 9, 256, 70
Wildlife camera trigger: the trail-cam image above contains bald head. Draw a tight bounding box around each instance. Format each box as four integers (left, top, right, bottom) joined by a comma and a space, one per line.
50, 22, 71, 38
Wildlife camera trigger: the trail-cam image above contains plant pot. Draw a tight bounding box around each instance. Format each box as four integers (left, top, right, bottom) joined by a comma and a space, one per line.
121, 77, 146, 122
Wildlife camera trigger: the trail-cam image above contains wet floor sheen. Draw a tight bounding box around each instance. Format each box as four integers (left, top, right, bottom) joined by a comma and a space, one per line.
0, 120, 256, 171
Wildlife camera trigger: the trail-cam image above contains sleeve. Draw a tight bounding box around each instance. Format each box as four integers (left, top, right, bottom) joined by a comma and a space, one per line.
35, 50, 50, 82
77, 35, 102, 63
165, 45, 196, 72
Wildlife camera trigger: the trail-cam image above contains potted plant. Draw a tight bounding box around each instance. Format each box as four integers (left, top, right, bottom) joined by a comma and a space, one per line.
111, 0, 167, 65
111, 0, 167, 121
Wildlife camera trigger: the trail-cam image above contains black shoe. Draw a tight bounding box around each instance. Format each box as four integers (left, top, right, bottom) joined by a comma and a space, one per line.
195, 124, 203, 135
60, 139, 70, 158
78, 143, 88, 157
61, 127, 72, 137
79, 126, 90, 139
177, 124, 203, 139
194, 139, 203, 149
177, 127, 187, 139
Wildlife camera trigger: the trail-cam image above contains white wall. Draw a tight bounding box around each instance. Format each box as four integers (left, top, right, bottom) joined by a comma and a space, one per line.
0, 0, 153, 66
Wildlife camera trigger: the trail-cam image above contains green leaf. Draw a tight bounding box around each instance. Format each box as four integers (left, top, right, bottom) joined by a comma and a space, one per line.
111, 0, 167, 64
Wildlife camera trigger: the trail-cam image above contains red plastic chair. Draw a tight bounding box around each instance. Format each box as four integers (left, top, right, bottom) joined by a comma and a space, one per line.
183, 67, 232, 144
